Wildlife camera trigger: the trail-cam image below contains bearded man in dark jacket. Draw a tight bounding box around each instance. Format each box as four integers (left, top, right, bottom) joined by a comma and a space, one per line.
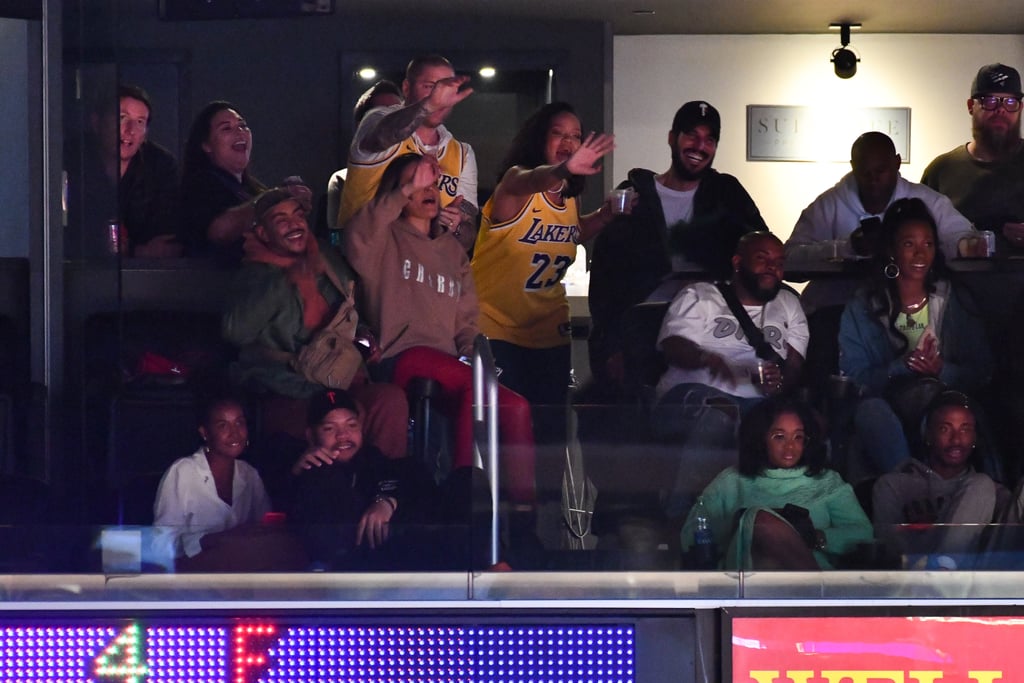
588, 100, 769, 397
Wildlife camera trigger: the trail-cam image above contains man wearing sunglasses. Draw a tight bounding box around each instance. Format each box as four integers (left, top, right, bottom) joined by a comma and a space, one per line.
922, 63, 1024, 250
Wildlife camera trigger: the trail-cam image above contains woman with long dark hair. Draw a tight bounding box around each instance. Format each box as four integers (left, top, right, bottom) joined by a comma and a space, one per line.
179, 101, 267, 255
679, 396, 871, 570
838, 197, 995, 478
471, 102, 616, 405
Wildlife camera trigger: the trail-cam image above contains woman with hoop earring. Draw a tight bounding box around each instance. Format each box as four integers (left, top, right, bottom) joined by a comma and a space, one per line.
838, 197, 997, 481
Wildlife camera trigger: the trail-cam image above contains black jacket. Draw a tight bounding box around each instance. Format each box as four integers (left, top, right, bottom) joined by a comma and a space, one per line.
587, 167, 769, 386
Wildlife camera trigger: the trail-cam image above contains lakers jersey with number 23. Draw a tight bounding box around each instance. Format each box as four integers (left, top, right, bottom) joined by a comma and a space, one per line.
472, 191, 580, 349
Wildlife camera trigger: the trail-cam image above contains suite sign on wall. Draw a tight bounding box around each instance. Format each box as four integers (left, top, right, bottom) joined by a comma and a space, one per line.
746, 106, 911, 162
732, 616, 1018, 682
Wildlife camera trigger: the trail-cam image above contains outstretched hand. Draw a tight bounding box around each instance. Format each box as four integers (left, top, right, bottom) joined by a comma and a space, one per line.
290, 445, 334, 475
565, 132, 616, 176
406, 156, 440, 194
281, 177, 313, 211
424, 75, 474, 113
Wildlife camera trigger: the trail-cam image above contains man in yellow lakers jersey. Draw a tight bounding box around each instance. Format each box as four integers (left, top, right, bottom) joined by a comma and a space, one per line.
338, 55, 479, 251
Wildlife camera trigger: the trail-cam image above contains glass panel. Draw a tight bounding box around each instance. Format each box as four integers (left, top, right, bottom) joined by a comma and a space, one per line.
61, 3, 122, 510
0, 13, 41, 481
9, 2, 1019, 602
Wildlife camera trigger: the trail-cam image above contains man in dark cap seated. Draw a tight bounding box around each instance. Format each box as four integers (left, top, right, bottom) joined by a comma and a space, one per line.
288, 389, 490, 570
588, 100, 770, 398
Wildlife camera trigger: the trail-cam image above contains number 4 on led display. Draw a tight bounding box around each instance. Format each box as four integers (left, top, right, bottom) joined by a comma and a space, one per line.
92, 623, 148, 682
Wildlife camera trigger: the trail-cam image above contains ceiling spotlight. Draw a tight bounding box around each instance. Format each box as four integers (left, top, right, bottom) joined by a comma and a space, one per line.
829, 22, 861, 79
479, 66, 496, 79
357, 67, 377, 80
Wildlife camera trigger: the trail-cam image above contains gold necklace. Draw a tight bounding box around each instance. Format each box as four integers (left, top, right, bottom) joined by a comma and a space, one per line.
902, 295, 928, 313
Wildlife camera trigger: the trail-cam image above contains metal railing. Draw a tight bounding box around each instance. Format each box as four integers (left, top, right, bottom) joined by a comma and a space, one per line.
471, 334, 501, 566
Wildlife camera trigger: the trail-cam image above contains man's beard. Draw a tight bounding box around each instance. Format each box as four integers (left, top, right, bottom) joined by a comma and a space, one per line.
974, 116, 1022, 155
736, 265, 781, 303
670, 149, 712, 182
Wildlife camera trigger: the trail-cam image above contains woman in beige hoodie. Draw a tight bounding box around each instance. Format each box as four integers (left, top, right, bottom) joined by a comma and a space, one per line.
343, 153, 535, 506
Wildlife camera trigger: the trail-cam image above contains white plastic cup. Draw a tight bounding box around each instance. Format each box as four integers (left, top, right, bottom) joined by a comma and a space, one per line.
609, 188, 634, 214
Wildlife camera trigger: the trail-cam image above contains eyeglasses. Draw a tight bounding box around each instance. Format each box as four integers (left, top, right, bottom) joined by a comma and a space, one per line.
974, 95, 1022, 112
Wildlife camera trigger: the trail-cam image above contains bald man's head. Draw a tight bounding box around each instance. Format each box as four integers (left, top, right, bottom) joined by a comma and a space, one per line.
850, 132, 901, 214
736, 231, 783, 258
851, 131, 896, 160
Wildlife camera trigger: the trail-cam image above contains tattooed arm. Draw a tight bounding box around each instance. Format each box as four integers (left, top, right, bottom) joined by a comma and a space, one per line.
359, 75, 473, 154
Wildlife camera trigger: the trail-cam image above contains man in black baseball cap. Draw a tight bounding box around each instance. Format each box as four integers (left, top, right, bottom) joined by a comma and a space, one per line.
587, 99, 769, 399
971, 63, 1023, 100
922, 63, 1024, 249
669, 100, 722, 180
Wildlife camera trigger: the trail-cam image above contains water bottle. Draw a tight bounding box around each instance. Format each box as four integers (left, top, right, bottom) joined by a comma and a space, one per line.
692, 497, 717, 569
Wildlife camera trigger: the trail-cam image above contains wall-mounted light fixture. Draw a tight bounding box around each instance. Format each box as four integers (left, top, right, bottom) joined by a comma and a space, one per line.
829, 22, 861, 79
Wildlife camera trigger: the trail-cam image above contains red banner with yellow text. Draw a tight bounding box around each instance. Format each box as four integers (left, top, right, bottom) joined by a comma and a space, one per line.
732, 616, 1023, 682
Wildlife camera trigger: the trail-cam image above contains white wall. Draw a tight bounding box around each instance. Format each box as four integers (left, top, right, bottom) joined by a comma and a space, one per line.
613, 34, 1024, 240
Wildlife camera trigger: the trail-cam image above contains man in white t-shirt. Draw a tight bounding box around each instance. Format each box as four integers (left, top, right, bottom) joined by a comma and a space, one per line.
653, 232, 809, 517
588, 100, 770, 397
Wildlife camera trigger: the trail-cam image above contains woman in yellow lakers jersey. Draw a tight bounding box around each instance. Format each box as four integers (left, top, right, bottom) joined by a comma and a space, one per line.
472, 102, 616, 405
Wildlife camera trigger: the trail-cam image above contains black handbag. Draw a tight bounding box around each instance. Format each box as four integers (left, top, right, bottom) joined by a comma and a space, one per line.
883, 374, 946, 429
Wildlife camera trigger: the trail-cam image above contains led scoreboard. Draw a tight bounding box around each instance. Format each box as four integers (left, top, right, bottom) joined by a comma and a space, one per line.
0, 619, 635, 683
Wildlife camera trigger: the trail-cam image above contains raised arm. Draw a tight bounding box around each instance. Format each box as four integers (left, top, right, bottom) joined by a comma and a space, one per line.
207, 201, 256, 246
344, 157, 441, 271
488, 132, 616, 224
359, 75, 473, 154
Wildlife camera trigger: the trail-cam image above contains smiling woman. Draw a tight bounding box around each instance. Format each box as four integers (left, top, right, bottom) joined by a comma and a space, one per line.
471, 101, 616, 405
151, 391, 305, 571
179, 100, 267, 258
838, 197, 998, 480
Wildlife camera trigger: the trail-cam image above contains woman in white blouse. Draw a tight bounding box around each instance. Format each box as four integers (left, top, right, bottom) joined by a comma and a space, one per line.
153, 392, 300, 571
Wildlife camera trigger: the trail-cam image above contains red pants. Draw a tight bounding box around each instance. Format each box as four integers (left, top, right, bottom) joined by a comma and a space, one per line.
392, 346, 536, 504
